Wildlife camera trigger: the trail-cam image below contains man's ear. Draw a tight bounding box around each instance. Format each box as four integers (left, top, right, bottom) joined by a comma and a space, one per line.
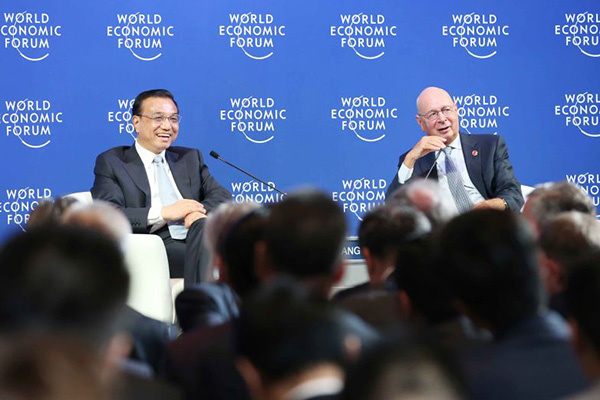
362, 247, 374, 275
397, 289, 412, 320
332, 259, 346, 285
131, 115, 141, 134
236, 357, 263, 400
254, 241, 274, 282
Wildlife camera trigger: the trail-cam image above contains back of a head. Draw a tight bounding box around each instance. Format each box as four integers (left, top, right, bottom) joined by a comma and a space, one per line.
395, 235, 459, 325
387, 179, 455, 228
62, 201, 132, 252
341, 331, 465, 400
526, 181, 596, 229
221, 208, 268, 298
266, 189, 346, 279
359, 205, 431, 262
437, 210, 543, 332
539, 211, 600, 271
205, 201, 260, 255
27, 197, 77, 229
236, 280, 350, 383
0, 226, 129, 347
566, 251, 600, 358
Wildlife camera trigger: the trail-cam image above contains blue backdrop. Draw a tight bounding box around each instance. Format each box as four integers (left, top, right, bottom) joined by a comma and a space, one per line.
1, 0, 599, 241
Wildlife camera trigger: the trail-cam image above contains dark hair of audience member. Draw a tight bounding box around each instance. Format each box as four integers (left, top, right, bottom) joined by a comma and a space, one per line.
265, 189, 346, 279
394, 235, 459, 325
235, 279, 350, 383
0, 226, 129, 348
27, 197, 77, 229
359, 205, 431, 263
527, 182, 596, 228
436, 210, 544, 332
341, 330, 465, 400
539, 211, 600, 273
131, 88, 178, 116
566, 250, 600, 358
220, 208, 268, 299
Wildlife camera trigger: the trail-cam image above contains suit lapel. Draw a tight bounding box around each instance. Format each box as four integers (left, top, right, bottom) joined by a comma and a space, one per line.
460, 133, 487, 197
166, 150, 194, 200
123, 145, 151, 199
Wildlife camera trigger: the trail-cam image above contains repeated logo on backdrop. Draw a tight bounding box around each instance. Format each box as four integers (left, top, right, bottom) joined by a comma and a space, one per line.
108, 98, 135, 139
453, 93, 510, 135
554, 12, 600, 58
0, 187, 51, 231
554, 92, 600, 138
1, 11, 61, 61
332, 177, 386, 222
106, 13, 174, 61
230, 180, 285, 204
0, 98, 62, 149
566, 173, 600, 212
330, 13, 397, 59
219, 13, 285, 60
331, 95, 398, 142
442, 13, 509, 59
219, 97, 287, 144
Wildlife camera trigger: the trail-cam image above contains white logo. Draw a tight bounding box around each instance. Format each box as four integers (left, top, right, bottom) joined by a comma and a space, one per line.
0, 187, 51, 231
442, 13, 509, 59
330, 13, 397, 60
453, 93, 509, 135
219, 97, 286, 144
106, 13, 174, 61
0, 99, 63, 149
230, 180, 284, 204
566, 173, 600, 213
554, 93, 600, 138
1, 11, 61, 61
108, 99, 135, 138
555, 12, 600, 57
332, 178, 386, 221
219, 13, 285, 60
331, 96, 397, 142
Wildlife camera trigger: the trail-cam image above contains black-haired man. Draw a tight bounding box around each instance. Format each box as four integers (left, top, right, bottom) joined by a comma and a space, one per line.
92, 89, 230, 285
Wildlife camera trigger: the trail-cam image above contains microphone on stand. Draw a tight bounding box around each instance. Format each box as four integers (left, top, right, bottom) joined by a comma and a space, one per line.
424, 150, 444, 180
209, 151, 287, 196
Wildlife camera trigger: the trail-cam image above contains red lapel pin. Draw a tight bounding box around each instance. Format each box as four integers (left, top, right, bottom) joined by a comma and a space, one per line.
472, 150, 478, 157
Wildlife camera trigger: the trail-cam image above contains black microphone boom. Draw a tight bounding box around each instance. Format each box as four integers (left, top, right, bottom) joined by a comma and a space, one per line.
424, 150, 443, 180
209, 151, 286, 195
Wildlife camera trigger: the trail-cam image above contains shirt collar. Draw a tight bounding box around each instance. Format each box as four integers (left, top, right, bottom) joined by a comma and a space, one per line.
447, 133, 462, 150
135, 140, 166, 168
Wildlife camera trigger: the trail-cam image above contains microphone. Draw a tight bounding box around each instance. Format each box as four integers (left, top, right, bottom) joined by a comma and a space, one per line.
424, 150, 444, 180
209, 151, 286, 195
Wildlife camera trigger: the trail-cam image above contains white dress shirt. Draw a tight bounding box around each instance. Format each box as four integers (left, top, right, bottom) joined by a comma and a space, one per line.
135, 141, 184, 233
397, 135, 485, 214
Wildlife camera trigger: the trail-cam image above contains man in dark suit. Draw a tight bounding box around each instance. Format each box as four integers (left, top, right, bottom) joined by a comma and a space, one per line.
91, 89, 230, 285
386, 87, 523, 212
437, 210, 586, 400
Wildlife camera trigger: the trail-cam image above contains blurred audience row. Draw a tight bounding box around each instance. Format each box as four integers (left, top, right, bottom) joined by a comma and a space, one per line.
0, 179, 598, 400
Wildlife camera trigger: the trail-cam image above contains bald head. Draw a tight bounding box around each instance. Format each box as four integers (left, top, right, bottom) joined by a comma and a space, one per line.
415, 87, 459, 142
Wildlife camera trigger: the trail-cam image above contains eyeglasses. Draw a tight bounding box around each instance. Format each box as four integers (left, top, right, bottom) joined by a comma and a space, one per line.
139, 114, 182, 125
419, 106, 455, 122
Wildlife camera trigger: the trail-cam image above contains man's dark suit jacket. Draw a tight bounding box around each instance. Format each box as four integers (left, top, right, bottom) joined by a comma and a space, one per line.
91, 145, 230, 232
386, 133, 524, 211
460, 311, 586, 400
91, 145, 231, 283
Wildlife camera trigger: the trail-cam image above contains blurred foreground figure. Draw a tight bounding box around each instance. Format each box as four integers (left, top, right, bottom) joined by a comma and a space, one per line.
437, 210, 586, 400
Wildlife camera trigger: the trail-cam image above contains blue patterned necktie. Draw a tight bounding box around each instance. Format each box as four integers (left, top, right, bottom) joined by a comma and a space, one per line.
442, 147, 474, 214
153, 155, 188, 240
